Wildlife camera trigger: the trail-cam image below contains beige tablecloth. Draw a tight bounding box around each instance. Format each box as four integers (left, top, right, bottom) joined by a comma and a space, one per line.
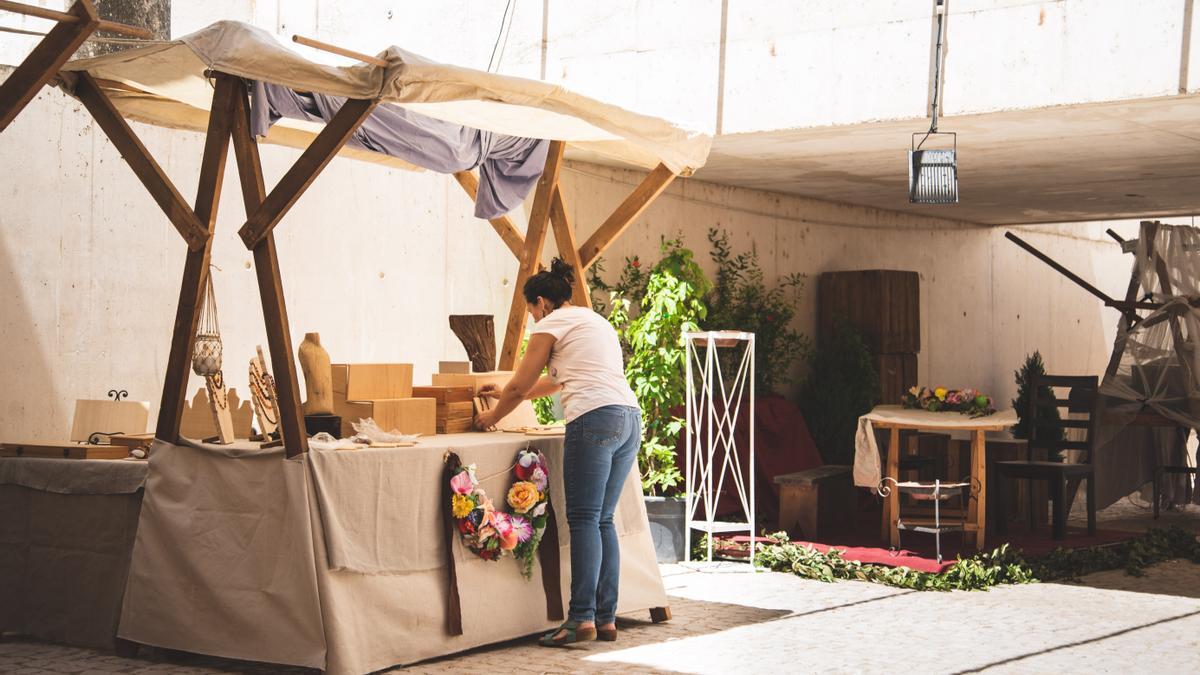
117, 434, 667, 674
853, 406, 1019, 488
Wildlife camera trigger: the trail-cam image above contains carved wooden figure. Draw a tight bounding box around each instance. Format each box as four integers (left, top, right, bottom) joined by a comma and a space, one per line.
298, 332, 334, 414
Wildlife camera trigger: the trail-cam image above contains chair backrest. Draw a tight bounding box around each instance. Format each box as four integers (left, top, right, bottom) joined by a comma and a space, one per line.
1027, 374, 1099, 464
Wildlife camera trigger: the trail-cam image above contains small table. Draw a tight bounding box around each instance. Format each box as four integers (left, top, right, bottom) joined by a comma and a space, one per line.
854, 406, 1018, 549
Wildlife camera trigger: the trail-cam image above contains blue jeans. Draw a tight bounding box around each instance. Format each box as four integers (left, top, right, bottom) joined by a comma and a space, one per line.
562, 404, 641, 624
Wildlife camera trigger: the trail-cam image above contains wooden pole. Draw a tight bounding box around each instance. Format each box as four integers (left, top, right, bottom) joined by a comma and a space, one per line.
154, 74, 238, 442
238, 98, 378, 248
291, 34, 388, 67
0, 0, 152, 38
452, 170, 526, 259
578, 163, 675, 269
1004, 231, 1116, 305
498, 140, 566, 370
74, 73, 210, 250
549, 185, 591, 308
229, 78, 309, 456
0, 0, 98, 133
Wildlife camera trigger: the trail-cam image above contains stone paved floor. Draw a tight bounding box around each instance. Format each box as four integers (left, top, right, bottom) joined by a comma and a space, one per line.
3, 557, 1200, 674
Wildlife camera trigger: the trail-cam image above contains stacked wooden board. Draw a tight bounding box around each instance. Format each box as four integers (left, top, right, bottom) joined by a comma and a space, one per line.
818, 270, 920, 404
332, 364, 436, 437
431, 371, 541, 430
412, 386, 475, 434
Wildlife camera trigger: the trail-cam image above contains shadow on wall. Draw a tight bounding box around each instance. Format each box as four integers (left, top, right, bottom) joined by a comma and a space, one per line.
0, 223, 58, 443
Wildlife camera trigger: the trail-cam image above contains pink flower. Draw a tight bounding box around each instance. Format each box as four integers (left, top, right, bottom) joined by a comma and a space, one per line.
450, 471, 474, 495
531, 467, 548, 492
510, 514, 533, 543
492, 512, 513, 537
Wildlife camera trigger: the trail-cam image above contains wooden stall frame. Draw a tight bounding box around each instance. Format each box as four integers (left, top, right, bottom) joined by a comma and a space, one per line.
0, 15, 686, 459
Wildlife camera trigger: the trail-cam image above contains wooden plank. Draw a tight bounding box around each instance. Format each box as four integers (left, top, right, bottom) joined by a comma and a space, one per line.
498, 140, 566, 370
0, 0, 98, 132
74, 72, 210, 251
1005, 231, 1115, 304
70, 399, 150, 442
578, 163, 675, 269
238, 97, 378, 248
331, 363, 414, 400
452, 170, 525, 259
0, 0, 152, 38
970, 430, 987, 549
549, 185, 591, 308
154, 75, 239, 442
228, 81, 308, 455
885, 427, 900, 547
291, 34, 388, 67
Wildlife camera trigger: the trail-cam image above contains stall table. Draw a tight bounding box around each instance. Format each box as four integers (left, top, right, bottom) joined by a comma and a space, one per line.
0, 456, 147, 649
854, 406, 1019, 549
117, 433, 667, 674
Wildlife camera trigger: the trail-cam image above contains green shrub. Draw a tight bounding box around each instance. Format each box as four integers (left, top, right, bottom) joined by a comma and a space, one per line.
797, 323, 879, 465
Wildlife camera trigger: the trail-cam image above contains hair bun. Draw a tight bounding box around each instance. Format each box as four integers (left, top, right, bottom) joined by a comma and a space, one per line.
549, 257, 575, 284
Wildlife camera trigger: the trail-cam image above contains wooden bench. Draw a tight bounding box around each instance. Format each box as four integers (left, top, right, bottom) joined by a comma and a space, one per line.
774, 465, 854, 540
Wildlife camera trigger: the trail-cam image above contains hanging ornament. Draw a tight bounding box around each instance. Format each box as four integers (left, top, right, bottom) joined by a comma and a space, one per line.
192, 268, 223, 377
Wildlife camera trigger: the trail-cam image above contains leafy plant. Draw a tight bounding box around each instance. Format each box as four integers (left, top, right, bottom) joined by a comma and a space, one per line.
592, 238, 712, 495
1011, 351, 1064, 451
702, 228, 810, 393
797, 323, 879, 465
519, 335, 561, 425
751, 526, 1200, 591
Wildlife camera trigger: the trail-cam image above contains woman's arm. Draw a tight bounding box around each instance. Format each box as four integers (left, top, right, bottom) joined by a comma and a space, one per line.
475, 333, 556, 428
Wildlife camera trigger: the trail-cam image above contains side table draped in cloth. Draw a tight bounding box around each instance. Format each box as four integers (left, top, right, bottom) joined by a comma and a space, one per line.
854, 405, 1018, 549
0, 457, 147, 649
117, 434, 667, 675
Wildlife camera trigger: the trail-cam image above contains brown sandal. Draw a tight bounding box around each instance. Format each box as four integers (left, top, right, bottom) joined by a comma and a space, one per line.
597, 626, 617, 642
539, 620, 597, 647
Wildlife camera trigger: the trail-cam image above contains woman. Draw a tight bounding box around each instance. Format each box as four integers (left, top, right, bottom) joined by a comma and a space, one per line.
474, 258, 641, 647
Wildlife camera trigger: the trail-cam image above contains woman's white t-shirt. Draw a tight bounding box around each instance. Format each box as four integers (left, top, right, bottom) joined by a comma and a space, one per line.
529, 305, 638, 423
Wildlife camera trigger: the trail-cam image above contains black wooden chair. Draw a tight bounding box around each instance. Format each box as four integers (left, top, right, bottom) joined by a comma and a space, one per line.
995, 374, 1097, 540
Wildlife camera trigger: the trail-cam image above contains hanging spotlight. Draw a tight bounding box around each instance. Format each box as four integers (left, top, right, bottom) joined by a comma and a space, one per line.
909, 0, 958, 204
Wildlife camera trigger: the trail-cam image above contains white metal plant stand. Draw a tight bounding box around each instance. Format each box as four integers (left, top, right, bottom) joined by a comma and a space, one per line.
684, 330, 756, 569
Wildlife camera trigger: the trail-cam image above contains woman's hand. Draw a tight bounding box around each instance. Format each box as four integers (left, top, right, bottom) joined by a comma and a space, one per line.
478, 384, 501, 400
474, 409, 499, 431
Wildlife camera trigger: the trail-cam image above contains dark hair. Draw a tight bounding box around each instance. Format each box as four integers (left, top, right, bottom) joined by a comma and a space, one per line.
523, 257, 574, 307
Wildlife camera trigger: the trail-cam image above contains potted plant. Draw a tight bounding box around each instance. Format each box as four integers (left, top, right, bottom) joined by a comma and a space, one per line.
591, 239, 711, 561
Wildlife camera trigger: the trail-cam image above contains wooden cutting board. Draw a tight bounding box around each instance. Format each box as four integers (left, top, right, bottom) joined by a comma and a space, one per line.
0, 441, 130, 460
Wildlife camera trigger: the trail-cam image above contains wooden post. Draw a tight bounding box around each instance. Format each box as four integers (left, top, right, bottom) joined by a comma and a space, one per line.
0, 0, 99, 133
154, 75, 238, 442
228, 79, 309, 456
578, 163, 675, 269
498, 140, 566, 370
452, 170, 526, 259
970, 430, 987, 549
549, 185, 591, 308
237, 97, 378, 249
73, 73, 210, 251
885, 427, 900, 547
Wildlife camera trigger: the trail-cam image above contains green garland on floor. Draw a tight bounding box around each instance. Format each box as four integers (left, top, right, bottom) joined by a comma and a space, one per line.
744, 527, 1200, 592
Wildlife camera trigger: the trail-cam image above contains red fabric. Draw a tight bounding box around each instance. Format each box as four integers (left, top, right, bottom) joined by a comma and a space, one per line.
713, 535, 955, 574
673, 394, 823, 523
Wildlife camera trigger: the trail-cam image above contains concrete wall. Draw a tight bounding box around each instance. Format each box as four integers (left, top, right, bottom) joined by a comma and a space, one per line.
0, 81, 1135, 441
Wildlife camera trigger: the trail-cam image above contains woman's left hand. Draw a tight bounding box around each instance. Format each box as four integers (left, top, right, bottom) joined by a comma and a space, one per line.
474, 410, 499, 431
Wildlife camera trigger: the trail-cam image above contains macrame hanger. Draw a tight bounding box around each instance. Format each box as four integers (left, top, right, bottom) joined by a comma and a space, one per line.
192, 264, 224, 377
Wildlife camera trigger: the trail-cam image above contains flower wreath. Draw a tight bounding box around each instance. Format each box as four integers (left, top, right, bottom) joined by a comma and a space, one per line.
448, 448, 550, 579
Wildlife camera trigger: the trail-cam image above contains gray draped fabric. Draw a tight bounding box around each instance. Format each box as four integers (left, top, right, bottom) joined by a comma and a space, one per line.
249, 80, 548, 219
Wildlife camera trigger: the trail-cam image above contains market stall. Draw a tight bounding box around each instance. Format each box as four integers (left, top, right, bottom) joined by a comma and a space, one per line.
0, 3, 709, 671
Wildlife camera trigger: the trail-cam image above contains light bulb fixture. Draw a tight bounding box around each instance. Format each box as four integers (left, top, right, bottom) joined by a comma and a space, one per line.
909, 0, 958, 204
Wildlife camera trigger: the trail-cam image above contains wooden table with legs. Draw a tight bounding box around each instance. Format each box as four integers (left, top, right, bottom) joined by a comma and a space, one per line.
862, 406, 1017, 550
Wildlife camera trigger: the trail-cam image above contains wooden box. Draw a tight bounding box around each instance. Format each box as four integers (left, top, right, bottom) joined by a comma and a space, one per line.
69, 399, 150, 442
332, 363, 413, 400
875, 353, 918, 405
335, 397, 435, 437
774, 465, 855, 540
412, 386, 474, 404
818, 270, 920, 353
430, 372, 540, 430
0, 442, 130, 460
438, 361, 472, 374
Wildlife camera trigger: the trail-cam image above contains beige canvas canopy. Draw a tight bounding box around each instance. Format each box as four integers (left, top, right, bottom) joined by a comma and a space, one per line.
59, 20, 711, 176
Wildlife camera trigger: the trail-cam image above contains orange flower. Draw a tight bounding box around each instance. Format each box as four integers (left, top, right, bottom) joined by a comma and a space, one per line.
507, 481, 540, 514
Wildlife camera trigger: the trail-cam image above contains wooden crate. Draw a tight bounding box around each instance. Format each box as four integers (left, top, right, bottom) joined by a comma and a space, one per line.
335, 397, 435, 437
818, 270, 920, 353
332, 363, 413, 400
774, 465, 855, 540
430, 371, 540, 430
875, 353, 918, 405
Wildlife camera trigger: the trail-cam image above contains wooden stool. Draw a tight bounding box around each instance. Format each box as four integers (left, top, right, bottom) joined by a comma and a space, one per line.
774, 465, 854, 540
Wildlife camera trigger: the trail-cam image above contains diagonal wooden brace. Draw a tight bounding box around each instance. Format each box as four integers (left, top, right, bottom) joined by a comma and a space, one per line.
74, 72, 210, 251
0, 0, 99, 133
578, 163, 675, 269
498, 140, 566, 370
452, 170, 526, 259
229, 78, 309, 456
238, 97, 378, 249
549, 185, 591, 308
155, 74, 239, 442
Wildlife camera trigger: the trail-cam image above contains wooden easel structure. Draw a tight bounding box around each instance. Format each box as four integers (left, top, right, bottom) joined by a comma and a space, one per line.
0, 1, 685, 458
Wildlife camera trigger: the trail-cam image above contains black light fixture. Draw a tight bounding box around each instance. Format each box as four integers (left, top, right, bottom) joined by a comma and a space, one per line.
909, 0, 958, 204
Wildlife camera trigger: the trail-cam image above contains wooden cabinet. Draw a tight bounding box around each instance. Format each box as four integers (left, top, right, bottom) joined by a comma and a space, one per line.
818, 270, 919, 353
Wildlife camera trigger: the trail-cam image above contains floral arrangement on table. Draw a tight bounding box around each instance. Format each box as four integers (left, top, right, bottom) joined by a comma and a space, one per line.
449, 448, 550, 578
902, 386, 996, 418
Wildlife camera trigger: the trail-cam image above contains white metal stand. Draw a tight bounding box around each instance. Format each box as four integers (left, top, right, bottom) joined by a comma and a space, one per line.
684, 330, 756, 569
